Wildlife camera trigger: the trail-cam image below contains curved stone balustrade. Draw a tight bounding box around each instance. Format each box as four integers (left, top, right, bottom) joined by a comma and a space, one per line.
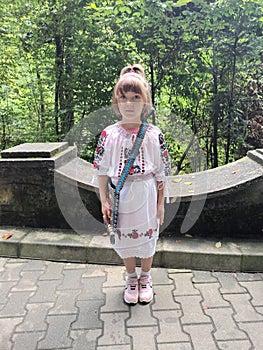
0, 143, 262, 238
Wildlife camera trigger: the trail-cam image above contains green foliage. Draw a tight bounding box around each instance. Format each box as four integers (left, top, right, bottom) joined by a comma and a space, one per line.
0, 0, 262, 172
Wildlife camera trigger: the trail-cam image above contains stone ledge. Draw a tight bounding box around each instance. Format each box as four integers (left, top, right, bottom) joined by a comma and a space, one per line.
1, 142, 68, 159
0, 227, 262, 272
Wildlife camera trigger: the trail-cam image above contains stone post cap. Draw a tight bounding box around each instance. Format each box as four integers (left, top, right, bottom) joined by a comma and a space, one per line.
1, 142, 68, 159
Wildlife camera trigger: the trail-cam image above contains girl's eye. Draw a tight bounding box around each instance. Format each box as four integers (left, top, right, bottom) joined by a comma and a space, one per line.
119, 95, 126, 100
134, 95, 141, 100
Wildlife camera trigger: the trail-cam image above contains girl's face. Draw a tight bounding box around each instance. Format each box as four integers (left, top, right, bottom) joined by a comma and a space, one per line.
117, 91, 144, 123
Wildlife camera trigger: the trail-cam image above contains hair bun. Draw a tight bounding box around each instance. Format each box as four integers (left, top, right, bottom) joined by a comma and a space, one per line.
120, 64, 145, 77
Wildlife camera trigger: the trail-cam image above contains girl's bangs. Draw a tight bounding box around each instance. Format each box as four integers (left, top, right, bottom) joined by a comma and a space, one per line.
117, 78, 143, 96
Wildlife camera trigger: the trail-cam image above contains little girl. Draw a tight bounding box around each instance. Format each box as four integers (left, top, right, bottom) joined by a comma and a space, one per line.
94, 64, 170, 304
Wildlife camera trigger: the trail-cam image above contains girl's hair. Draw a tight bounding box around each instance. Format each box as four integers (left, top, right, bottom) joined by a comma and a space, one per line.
112, 64, 152, 120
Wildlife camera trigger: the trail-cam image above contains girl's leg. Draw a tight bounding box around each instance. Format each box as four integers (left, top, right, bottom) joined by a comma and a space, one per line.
123, 257, 138, 304
141, 256, 153, 275
123, 257, 137, 275
139, 256, 154, 303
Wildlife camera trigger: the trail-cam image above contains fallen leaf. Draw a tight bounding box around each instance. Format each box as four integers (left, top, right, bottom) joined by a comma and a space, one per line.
102, 232, 107, 237
172, 178, 182, 183
188, 190, 195, 193
185, 234, 193, 238
2, 233, 13, 240
203, 306, 209, 310
232, 169, 240, 174
215, 241, 222, 249
184, 181, 192, 185
176, 240, 182, 244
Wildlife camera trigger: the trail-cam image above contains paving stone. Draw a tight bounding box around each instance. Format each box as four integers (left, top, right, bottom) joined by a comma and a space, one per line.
4, 258, 29, 264
0, 317, 23, 350
239, 322, 263, 349
205, 307, 247, 341
12, 331, 45, 350
0, 291, 34, 317
103, 266, 126, 287
71, 329, 102, 350
155, 310, 189, 343
63, 262, 87, 270
152, 284, 180, 311
0, 257, 7, 271
236, 272, 263, 282
97, 345, 130, 350
21, 259, 46, 271
151, 268, 172, 285
101, 286, 129, 313
0, 262, 28, 282
158, 343, 192, 350
16, 302, 53, 332
239, 281, 263, 306
213, 272, 246, 294
11, 270, 41, 292
57, 268, 84, 290
217, 339, 252, 350
72, 299, 104, 330
170, 273, 200, 296
128, 326, 158, 349
1, 255, 263, 350
194, 283, 229, 308
167, 269, 192, 274
127, 304, 157, 327
29, 280, 61, 303
77, 276, 105, 301
176, 295, 211, 324
223, 294, 263, 322
192, 270, 218, 283
98, 312, 130, 346
38, 314, 76, 349
39, 261, 64, 280
81, 264, 106, 278
183, 324, 217, 350
49, 290, 80, 315
0, 281, 17, 305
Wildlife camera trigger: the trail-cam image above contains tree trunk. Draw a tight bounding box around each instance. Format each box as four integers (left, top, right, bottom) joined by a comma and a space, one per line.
226, 35, 238, 164
212, 41, 219, 168
54, 32, 63, 138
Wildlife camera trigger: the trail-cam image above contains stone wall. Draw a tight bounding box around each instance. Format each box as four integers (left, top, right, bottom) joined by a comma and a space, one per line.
0, 143, 263, 238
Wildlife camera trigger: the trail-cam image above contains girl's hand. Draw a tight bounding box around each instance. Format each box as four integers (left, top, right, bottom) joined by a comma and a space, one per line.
101, 201, 111, 225
157, 203, 165, 225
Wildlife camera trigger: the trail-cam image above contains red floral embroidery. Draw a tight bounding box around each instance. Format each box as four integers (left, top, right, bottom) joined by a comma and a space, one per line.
132, 230, 139, 239
93, 129, 108, 169
124, 228, 155, 240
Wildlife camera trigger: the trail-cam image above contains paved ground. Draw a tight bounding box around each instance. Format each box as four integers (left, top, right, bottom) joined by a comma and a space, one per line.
0, 257, 263, 350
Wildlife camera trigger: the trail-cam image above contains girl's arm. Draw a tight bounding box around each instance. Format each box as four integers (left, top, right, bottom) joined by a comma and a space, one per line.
98, 175, 111, 224
157, 181, 165, 225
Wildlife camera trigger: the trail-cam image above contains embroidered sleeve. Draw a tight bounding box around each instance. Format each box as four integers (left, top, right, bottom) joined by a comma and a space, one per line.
158, 133, 171, 177
93, 130, 109, 174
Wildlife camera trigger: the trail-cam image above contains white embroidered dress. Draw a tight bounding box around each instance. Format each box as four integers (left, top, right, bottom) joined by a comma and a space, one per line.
94, 122, 170, 259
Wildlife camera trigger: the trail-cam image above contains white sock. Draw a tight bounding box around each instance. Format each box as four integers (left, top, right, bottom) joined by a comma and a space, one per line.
140, 270, 151, 278
127, 272, 137, 279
